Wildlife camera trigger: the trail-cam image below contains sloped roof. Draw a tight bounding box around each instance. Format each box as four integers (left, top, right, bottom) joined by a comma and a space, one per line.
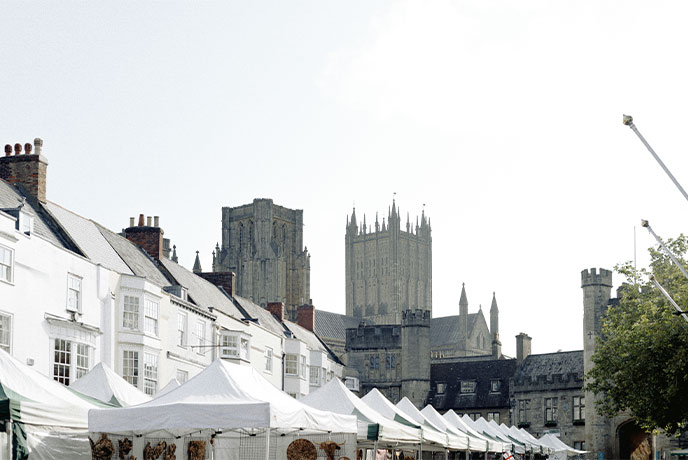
513, 350, 584, 384
45, 202, 133, 275
0, 180, 76, 251
314, 310, 362, 342
231, 295, 289, 337
430, 358, 517, 411
158, 257, 245, 319
96, 224, 170, 287
430, 313, 480, 348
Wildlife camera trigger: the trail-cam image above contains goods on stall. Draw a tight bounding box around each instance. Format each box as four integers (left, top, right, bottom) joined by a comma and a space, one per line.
187, 440, 206, 460
90, 433, 116, 460
319, 440, 345, 460
287, 438, 317, 460
163, 443, 176, 460
144, 440, 167, 460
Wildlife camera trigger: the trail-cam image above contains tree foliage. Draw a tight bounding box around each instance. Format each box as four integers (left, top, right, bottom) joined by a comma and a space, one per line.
585, 235, 688, 435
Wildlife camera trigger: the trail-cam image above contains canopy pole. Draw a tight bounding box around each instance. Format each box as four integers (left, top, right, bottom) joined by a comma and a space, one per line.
264, 427, 270, 460
373, 441, 378, 460
7, 420, 12, 460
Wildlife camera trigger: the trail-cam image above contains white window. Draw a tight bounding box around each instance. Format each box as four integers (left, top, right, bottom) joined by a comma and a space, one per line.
264, 347, 273, 373
122, 350, 139, 386
490, 379, 501, 392
309, 365, 320, 386
573, 396, 585, 422
436, 382, 446, 394
177, 312, 187, 347
221, 334, 239, 358
0, 313, 11, 353
285, 354, 298, 375
144, 298, 159, 336
487, 412, 500, 423
19, 212, 33, 234
67, 274, 82, 313
300, 355, 307, 378
0, 245, 13, 283
545, 397, 558, 423
123, 296, 139, 329
240, 336, 250, 360
195, 321, 206, 354
176, 369, 188, 383
143, 352, 158, 395
52, 338, 90, 386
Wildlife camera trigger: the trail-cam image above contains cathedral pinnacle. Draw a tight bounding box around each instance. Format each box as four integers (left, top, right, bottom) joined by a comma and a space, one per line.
491, 292, 498, 312
171, 244, 178, 263
192, 250, 202, 273
459, 283, 468, 307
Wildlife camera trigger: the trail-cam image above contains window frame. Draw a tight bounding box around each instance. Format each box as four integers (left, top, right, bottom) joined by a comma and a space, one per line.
490, 379, 501, 393
285, 354, 298, 376
309, 365, 320, 386
460, 380, 477, 394
0, 244, 14, 285
573, 395, 585, 422
143, 352, 158, 396
264, 347, 273, 373
122, 349, 140, 387
52, 338, 90, 386
66, 273, 82, 313
144, 297, 160, 337
544, 397, 558, 424
436, 382, 447, 395
176, 369, 189, 384
0, 312, 12, 353
487, 412, 500, 423
122, 295, 140, 330
177, 311, 187, 348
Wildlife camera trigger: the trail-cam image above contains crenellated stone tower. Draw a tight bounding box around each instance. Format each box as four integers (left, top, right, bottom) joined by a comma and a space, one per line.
345, 199, 432, 324
581, 267, 613, 459
213, 199, 311, 321
401, 309, 431, 408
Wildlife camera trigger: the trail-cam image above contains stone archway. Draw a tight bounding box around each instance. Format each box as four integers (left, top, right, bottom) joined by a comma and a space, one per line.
617, 419, 652, 460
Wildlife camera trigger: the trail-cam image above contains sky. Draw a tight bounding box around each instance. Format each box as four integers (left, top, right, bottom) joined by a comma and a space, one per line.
2, 1, 688, 357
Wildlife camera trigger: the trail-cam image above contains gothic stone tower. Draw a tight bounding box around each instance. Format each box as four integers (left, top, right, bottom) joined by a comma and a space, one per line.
581, 267, 613, 459
214, 199, 310, 321
401, 309, 431, 408
345, 200, 432, 324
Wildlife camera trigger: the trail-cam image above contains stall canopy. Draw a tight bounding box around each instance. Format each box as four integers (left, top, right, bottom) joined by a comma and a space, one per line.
490, 421, 537, 453
0, 349, 106, 460
441, 410, 495, 453
89, 358, 357, 437
361, 390, 447, 450
396, 398, 465, 450
421, 405, 486, 452
70, 362, 150, 407
460, 415, 514, 453
538, 433, 586, 460
156, 378, 180, 397
301, 378, 421, 447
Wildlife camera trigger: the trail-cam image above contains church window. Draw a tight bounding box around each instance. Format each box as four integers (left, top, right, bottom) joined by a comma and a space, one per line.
544, 397, 558, 423
460, 380, 476, 394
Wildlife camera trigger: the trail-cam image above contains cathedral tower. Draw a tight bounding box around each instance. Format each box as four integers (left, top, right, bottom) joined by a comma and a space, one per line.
401, 309, 431, 408
213, 199, 310, 321
345, 200, 432, 324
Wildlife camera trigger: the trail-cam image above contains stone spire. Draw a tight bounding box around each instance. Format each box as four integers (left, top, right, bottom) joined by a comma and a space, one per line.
459, 283, 468, 353
490, 292, 502, 358
171, 245, 178, 263
192, 250, 202, 274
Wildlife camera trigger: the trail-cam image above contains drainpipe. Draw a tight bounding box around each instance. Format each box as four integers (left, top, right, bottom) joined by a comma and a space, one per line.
281, 353, 286, 391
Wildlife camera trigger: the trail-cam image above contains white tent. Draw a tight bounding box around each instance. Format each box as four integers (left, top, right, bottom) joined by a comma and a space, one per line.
538, 433, 586, 460
0, 349, 105, 460
461, 414, 515, 453
301, 378, 421, 448
89, 359, 358, 460
361, 389, 447, 451
490, 421, 537, 453
70, 362, 151, 407
396, 398, 467, 451
421, 405, 487, 453
442, 410, 497, 453
156, 378, 180, 397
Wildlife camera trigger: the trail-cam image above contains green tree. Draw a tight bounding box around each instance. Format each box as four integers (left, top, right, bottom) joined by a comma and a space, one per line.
585, 235, 688, 435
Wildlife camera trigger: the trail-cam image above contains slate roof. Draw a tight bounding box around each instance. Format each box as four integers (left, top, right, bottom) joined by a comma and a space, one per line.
45, 202, 133, 275
430, 313, 480, 348
284, 319, 344, 366
314, 310, 362, 342
429, 358, 517, 411
231, 295, 289, 337
513, 350, 584, 384
158, 257, 245, 320
0, 180, 77, 252
96, 224, 171, 287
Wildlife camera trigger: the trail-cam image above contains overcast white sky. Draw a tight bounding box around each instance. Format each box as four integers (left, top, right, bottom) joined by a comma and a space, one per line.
3, 1, 688, 357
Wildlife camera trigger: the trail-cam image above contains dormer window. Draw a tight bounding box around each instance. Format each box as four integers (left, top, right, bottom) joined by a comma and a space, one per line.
19, 211, 33, 235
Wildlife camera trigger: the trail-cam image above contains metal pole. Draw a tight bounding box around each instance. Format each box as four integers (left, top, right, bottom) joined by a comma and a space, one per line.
649, 275, 688, 323
642, 220, 688, 282
264, 428, 270, 460
623, 115, 688, 204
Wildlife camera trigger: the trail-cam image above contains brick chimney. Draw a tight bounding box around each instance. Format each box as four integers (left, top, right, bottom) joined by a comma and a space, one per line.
297, 304, 315, 332
0, 138, 48, 203
196, 271, 236, 296
124, 214, 164, 260
516, 332, 532, 363
266, 302, 285, 322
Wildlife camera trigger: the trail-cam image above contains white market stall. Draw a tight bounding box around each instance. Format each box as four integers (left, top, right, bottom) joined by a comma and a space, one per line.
156, 378, 181, 397
459, 415, 513, 454
442, 410, 500, 453
0, 349, 105, 460
89, 359, 358, 460
396, 397, 468, 452
421, 405, 486, 454
301, 378, 421, 451
538, 433, 586, 460
70, 362, 150, 407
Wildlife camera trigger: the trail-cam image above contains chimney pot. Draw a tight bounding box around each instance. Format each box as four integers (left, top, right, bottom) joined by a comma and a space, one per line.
4, 145, 10, 156
129, 217, 135, 227
154, 216, 159, 227
33, 138, 42, 155
24, 143, 32, 154
14, 144, 21, 155
297, 304, 316, 332
138, 214, 144, 226
146, 216, 152, 227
